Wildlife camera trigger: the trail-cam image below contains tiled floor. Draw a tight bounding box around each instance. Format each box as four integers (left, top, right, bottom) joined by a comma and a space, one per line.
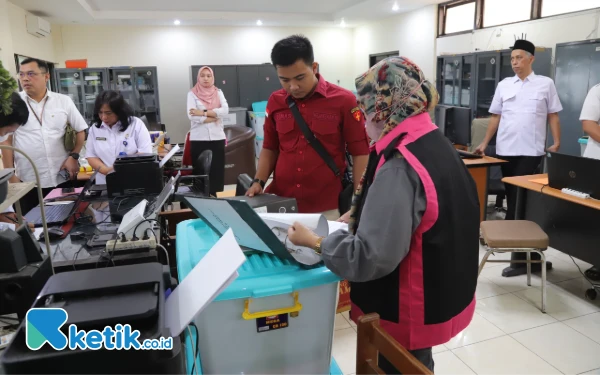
332, 244, 600, 375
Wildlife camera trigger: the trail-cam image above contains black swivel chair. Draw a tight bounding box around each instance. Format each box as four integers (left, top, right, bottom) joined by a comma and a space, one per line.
174, 150, 212, 201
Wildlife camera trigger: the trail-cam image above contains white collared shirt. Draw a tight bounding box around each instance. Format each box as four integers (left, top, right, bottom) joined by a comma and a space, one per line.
14, 90, 88, 188
187, 90, 229, 141
489, 72, 563, 156
85, 117, 153, 185
580, 84, 600, 159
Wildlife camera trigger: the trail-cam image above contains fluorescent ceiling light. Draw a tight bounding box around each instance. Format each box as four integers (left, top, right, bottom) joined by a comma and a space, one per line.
340, 18, 346, 27
392, 2, 399, 11
257, 20, 263, 26
174, 19, 181, 25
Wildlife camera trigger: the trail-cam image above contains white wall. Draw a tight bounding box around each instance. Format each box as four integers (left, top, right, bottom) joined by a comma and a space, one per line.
352, 5, 438, 82
7, 1, 56, 64
54, 24, 355, 142
437, 9, 600, 60
0, 0, 15, 73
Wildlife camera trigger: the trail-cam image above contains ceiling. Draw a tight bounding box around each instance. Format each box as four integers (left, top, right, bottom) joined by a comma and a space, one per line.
8, 0, 446, 27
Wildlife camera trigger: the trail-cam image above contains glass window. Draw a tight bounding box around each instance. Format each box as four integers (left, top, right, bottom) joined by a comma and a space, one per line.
445, 2, 476, 34
484, 0, 531, 27
542, 0, 600, 17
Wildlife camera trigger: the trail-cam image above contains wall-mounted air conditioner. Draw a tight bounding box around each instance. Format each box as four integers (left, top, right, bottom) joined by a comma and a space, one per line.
26, 13, 51, 38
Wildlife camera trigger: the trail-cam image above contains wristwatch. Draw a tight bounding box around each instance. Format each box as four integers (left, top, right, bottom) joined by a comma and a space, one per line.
69, 152, 80, 160
314, 237, 324, 254
203, 109, 208, 115
253, 178, 266, 189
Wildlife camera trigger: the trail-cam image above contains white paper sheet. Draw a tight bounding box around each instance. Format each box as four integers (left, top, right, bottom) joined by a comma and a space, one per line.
164, 229, 246, 337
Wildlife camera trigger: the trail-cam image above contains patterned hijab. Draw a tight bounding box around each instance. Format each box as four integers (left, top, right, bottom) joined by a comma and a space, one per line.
348, 56, 439, 233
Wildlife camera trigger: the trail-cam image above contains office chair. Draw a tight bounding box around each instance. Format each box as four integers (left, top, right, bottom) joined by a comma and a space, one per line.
175, 150, 212, 198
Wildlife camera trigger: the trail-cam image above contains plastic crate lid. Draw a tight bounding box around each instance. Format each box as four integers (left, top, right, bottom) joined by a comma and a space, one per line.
579, 137, 589, 144
252, 101, 268, 113
176, 219, 340, 301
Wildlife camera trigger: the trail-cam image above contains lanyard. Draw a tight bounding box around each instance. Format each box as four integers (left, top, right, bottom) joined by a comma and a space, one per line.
26, 96, 48, 127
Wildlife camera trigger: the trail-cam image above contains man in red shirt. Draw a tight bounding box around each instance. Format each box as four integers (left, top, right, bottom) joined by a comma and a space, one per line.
246, 35, 369, 219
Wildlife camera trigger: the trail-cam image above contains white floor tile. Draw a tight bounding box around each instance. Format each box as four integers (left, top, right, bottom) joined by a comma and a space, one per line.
513, 283, 600, 321
549, 251, 594, 270
332, 327, 357, 375
476, 276, 511, 300
341, 311, 357, 328
564, 312, 600, 345
444, 313, 506, 349
479, 266, 543, 293
433, 351, 475, 375
553, 278, 600, 307
475, 294, 557, 334
511, 322, 600, 375
335, 313, 351, 331
581, 368, 600, 375
452, 336, 562, 375
432, 344, 448, 354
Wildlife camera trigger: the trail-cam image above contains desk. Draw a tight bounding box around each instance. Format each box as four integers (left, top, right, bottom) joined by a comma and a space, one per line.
502, 174, 600, 272
77, 145, 174, 181
463, 156, 506, 222
43, 199, 158, 273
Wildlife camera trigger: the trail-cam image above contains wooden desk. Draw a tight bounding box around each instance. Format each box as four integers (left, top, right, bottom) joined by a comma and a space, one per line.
463, 156, 506, 222
77, 145, 174, 180
503, 173, 600, 270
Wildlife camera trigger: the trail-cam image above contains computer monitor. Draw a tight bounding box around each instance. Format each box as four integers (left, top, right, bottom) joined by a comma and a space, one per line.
435, 105, 472, 146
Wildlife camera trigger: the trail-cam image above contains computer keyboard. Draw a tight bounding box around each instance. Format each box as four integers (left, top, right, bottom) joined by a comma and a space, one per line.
30, 204, 74, 225
561, 188, 590, 199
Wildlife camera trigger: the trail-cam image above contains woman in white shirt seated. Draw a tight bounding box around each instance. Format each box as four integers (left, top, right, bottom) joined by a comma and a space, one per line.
187, 66, 229, 196
86, 90, 152, 185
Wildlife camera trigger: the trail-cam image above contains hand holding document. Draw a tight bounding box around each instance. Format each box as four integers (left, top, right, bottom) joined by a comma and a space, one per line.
258, 213, 329, 266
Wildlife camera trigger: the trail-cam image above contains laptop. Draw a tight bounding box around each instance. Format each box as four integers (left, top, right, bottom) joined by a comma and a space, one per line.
25, 171, 97, 227
547, 152, 600, 199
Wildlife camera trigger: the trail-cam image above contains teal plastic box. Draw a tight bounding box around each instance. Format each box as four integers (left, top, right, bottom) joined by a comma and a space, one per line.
177, 218, 342, 374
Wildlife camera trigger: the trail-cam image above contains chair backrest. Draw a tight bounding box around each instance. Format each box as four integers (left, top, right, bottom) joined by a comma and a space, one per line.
194, 150, 213, 176
356, 313, 433, 375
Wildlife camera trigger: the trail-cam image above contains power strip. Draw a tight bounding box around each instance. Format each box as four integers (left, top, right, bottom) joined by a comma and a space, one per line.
561, 188, 590, 199
105, 238, 157, 253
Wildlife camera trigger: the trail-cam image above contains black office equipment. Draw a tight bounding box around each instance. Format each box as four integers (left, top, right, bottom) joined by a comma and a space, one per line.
1, 263, 184, 374
547, 152, 600, 199
25, 171, 97, 227
235, 173, 254, 196
0, 168, 14, 203
457, 149, 483, 159
0, 257, 52, 321
107, 153, 164, 197
0, 230, 28, 273
434, 105, 472, 146
16, 225, 43, 263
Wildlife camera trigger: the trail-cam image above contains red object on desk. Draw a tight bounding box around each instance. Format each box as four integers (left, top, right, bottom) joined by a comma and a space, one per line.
59, 202, 90, 237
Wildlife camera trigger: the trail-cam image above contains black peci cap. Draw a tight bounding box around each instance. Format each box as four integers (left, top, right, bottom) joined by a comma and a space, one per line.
511, 39, 535, 56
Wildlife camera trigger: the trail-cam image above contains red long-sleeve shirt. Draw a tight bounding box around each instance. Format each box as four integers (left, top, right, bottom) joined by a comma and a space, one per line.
263, 75, 369, 213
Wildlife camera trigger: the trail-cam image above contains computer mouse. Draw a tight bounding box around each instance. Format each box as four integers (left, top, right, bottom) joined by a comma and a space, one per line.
39, 227, 65, 241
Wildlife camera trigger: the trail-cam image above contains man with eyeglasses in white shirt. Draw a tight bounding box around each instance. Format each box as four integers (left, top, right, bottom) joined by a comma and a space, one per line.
0, 58, 88, 214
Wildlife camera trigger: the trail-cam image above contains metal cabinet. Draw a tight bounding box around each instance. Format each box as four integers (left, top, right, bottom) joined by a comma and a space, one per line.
54, 68, 109, 124
437, 47, 553, 120
110, 66, 161, 127
553, 39, 600, 156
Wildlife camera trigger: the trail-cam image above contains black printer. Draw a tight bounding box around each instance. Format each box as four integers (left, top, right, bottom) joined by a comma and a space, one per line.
106, 153, 164, 197
0, 263, 184, 374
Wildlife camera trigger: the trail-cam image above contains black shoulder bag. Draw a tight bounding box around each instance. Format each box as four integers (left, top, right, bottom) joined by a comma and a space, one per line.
286, 97, 354, 213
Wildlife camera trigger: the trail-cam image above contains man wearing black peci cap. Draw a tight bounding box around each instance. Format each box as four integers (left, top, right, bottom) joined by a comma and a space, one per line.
475, 39, 563, 277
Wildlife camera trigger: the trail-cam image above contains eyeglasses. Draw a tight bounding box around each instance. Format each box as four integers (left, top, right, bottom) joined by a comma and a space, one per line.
16, 72, 46, 79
